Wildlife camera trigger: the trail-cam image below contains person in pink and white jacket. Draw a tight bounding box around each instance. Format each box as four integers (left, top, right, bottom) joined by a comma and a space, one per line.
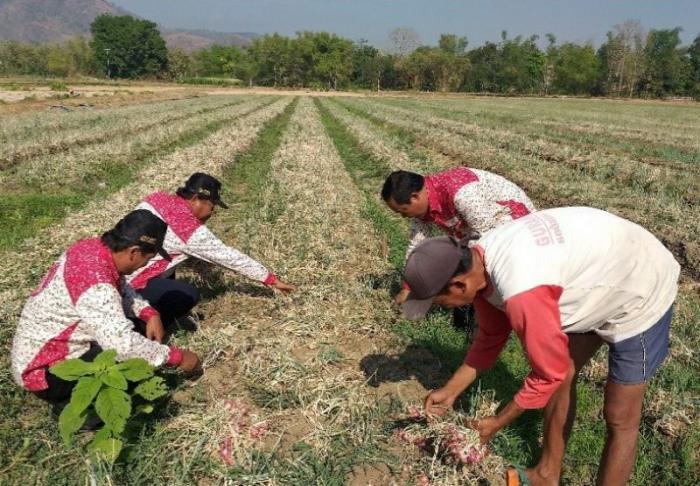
11, 210, 201, 404
382, 168, 535, 330
128, 173, 294, 336
401, 207, 679, 486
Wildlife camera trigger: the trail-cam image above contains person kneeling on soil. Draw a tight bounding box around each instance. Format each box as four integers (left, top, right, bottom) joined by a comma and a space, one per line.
128, 172, 295, 338
382, 168, 535, 332
401, 207, 679, 486
11, 210, 200, 405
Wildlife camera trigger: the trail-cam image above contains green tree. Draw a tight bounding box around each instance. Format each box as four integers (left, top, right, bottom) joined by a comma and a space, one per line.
45, 44, 74, 77
438, 34, 468, 55
351, 40, 380, 89
497, 34, 544, 93
0, 41, 46, 75
465, 42, 502, 92
90, 14, 168, 78
192, 45, 245, 77
551, 42, 599, 95
306, 31, 354, 90
689, 34, 700, 97
641, 27, 685, 97
248, 34, 293, 87
65, 37, 98, 76
166, 48, 193, 80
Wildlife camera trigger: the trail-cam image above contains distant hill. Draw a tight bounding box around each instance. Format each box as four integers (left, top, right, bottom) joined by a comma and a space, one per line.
161, 28, 257, 52
0, 0, 256, 50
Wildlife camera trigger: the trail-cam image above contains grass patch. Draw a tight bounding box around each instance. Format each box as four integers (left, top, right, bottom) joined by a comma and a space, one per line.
328, 98, 439, 174
315, 98, 407, 271
222, 98, 298, 205
49, 82, 69, 92
177, 77, 243, 87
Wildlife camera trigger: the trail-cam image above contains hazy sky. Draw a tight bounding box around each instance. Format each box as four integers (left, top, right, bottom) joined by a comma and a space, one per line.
109, 0, 700, 48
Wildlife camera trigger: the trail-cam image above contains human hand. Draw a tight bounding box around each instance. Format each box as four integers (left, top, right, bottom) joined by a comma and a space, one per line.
471, 415, 502, 444
424, 386, 458, 416
394, 288, 411, 305
178, 350, 201, 374
146, 315, 165, 343
273, 280, 295, 294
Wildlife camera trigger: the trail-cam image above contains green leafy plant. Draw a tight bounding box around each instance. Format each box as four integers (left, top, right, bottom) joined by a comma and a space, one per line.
49, 82, 69, 92
49, 349, 168, 462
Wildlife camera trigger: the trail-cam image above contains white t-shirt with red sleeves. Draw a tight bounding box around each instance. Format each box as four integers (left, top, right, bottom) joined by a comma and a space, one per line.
464, 207, 680, 409
128, 193, 276, 290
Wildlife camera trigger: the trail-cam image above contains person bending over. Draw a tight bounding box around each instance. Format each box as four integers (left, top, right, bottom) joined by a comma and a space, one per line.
401, 207, 679, 486
382, 167, 535, 331
128, 173, 295, 337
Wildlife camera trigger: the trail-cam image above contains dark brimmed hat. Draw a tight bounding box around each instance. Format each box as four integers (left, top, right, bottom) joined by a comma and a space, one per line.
401, 236, 471, 321
178, 173, 228, 209
114, 210, 171, 261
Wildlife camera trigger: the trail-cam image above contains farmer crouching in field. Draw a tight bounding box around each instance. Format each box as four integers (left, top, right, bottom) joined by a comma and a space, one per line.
401, 207, 679, 486
11, 210, 201, 404
128, 173, 294, 337
381, 168, 535, 331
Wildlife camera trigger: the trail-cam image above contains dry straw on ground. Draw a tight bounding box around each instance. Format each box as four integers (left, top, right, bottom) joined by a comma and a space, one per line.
0, 95, 245, 168
0, 96, 266, 188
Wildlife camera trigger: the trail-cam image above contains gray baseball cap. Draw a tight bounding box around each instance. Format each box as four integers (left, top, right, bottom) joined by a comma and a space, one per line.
401, 236, 470, 321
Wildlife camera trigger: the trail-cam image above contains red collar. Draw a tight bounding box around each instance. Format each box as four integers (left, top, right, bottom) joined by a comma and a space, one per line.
422, 176, 442, 222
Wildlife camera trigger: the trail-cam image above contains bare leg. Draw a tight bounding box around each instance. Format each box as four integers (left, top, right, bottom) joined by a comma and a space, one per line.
596, 381, 647, 486
527, 333, 603, 486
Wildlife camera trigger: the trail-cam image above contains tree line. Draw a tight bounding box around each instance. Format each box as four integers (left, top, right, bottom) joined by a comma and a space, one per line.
1, 15, 698, 99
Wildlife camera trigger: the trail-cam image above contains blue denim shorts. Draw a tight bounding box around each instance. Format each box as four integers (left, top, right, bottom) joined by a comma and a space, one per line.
608, 306, 673, 385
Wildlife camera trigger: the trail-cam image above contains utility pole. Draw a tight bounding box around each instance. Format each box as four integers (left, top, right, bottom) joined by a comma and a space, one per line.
104, 48, 111, 79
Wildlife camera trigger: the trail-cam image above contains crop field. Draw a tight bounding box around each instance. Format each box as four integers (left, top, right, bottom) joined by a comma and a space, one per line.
0, 91, 698, 485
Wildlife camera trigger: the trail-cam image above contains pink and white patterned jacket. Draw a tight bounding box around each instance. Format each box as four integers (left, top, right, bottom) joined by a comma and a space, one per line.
11, 238, 181, 392
128, 193, 276, 290
406, 167, 535, 259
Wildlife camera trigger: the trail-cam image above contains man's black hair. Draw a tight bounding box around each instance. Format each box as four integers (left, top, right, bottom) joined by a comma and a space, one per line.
381, 170, 425, 204
101, 230, 140, 252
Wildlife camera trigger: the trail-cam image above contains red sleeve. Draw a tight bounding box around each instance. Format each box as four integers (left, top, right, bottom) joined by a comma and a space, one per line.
505, 285, 570, 409
464, 295, 512, 370
166, 346, 183, 366
138, 306, 160, 322
263, 273, 277, 286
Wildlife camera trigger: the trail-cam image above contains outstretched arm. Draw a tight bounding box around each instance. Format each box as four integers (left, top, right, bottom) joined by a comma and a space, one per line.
184, 225, 294, 292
